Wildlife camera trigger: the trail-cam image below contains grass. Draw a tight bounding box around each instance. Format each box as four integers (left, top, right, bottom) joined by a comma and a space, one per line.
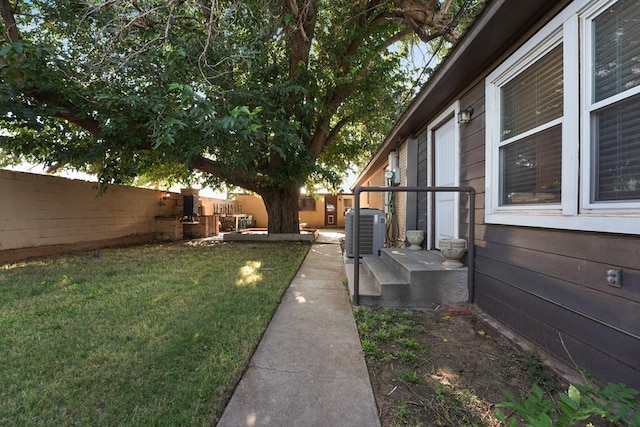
0, 240, 311, 425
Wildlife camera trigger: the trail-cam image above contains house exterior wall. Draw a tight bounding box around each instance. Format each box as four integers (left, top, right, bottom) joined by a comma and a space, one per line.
356, 156, 414, 247
335, 195, 353, 228
234, 193, 269, 227
355, 0, 640, 389
300, 197, 326, 227
358, 167, 387, 210
416, 130, 428, 234
233, 193, 352, 229
459, 71, 640, 388
395, 144, 408, 245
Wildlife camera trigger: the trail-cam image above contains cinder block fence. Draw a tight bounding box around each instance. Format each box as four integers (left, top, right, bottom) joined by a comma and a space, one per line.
0, 169, 231, 263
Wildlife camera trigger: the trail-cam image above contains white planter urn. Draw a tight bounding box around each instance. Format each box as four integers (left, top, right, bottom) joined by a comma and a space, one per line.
406, 230, 425, 250
439, 238, 467, 268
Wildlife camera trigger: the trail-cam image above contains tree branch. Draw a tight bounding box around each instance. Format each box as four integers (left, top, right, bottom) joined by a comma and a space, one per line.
381, 27, 414, 50
325, 114, 353, 148
372, 0, 458, 44
306, 2, 384, 159
190, 155, 267, 192
23, 89, 101, 135
0, 0, 20, 43
306, 83, 357, 159
0, 0, 19, 69
284, 0, 318, 80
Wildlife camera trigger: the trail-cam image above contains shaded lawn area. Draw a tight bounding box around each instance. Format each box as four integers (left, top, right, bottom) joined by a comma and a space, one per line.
0, 240, 311, 425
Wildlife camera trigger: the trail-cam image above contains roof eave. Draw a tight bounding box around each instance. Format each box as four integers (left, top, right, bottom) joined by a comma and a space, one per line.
353, 0, 564, 189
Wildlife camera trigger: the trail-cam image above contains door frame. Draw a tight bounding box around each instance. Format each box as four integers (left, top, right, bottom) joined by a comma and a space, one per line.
426, 102, 461, 249
324, 194, 337, 227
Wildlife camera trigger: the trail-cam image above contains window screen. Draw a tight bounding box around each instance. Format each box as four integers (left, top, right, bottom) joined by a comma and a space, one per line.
593, 0, 640, 103
594, 96, 640, 201
501, 44, 563, 141
499, 44, 563, 205
592, 0, 640, 202
501, 125, 562, 204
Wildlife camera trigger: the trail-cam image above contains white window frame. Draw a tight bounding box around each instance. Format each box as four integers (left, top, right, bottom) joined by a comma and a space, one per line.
580, 0, 640, 213
485, 0, 640, 235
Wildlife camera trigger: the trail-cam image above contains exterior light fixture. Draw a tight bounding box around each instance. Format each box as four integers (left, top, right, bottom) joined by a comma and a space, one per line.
160, 191, 171, 208
457, 107, 474, 125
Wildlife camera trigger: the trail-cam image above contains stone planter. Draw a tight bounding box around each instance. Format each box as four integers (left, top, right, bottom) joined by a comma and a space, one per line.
439, 238, 467, 268
406, 230, 425, 250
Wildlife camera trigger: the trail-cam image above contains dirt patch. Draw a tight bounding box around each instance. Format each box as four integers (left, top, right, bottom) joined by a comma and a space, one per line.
353, 305, 564, 426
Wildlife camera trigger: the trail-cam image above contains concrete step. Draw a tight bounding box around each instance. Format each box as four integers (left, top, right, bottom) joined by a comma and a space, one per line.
346, 248, 470, 309
363, 256, 407, 288
380, 248, 452, 281
343, 255, 382, 298
360, 256, 409, 307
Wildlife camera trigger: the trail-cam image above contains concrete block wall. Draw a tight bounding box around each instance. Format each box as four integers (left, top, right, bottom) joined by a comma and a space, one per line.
1, 169, 161, 251
0, 169, 231, 262
233, 193, 268, 228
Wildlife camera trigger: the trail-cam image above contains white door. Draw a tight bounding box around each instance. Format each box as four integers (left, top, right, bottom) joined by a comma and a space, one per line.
434, 117, 459, 249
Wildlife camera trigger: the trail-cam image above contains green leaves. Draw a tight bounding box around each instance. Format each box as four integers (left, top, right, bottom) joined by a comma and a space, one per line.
0, 44, 12, 57
1, 0, 481, 207
497, 381, 640, 426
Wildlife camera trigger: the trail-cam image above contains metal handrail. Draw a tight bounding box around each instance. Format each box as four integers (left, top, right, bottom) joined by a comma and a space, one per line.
352, 186, 476, 305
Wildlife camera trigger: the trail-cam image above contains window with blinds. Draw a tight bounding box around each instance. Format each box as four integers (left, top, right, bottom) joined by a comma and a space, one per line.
592, 0, 640, 103
591, 0, 640, 202
499, 44, 563, 205
501, 125, 562, 205
484, 0, 640, 234
501, 45, 563, 142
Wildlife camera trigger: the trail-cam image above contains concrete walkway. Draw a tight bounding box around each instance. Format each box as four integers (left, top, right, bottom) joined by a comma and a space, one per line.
217, 230, 380, 427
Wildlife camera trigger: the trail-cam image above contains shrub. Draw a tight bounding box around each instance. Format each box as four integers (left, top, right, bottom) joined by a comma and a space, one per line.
497, 382, 640, 426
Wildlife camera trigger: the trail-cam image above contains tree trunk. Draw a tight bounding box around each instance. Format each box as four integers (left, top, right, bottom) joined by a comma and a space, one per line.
259, 185, 301, 234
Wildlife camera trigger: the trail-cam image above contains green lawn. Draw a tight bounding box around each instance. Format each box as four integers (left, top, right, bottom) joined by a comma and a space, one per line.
0, 240, 311, 425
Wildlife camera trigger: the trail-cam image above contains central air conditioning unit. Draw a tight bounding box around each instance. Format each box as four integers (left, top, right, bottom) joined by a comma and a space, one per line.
345, 208, 386, 258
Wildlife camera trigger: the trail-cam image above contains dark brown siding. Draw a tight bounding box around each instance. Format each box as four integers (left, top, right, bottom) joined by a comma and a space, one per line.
457, 81, 640, 389
459, 81, 486, 246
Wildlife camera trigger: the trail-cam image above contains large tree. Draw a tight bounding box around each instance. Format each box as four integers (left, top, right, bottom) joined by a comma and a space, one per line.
0, 0, 480, 233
